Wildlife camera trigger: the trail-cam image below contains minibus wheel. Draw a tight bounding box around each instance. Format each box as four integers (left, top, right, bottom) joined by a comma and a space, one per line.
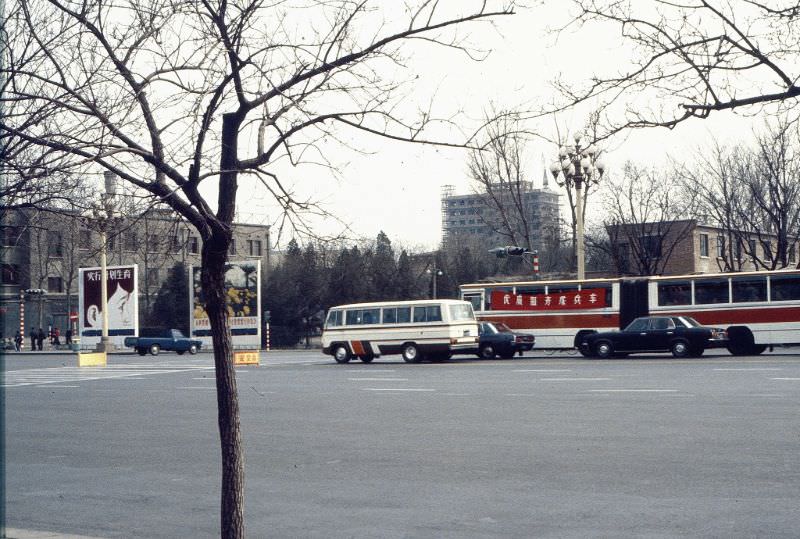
402, 343, 421, 363
360, 355, 374, 363
333, 344, 351, 364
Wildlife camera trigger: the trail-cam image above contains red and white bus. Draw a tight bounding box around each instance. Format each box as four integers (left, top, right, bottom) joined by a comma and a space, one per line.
459, 268, 800, 355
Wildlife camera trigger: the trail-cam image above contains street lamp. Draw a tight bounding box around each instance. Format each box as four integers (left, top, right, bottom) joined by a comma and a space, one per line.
81, 178, 122, 353
550, 133, 605, 281
426, 265, 443, 299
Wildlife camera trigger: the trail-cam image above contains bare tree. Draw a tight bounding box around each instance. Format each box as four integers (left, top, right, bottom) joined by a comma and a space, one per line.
601, 163, 697, 275
552, 1, 800, 134
0, 1, 514, 536
678, 116, 800, 270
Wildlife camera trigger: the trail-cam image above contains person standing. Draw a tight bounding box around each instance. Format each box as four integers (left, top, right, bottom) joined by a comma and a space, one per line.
14, 330, 22, 352
65, 328, 73, 345
37, 327, 45, 351
53, 327, 61, 346
29, 328, 37, 351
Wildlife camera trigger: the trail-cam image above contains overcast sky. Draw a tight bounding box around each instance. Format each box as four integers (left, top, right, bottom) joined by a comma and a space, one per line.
231, 3, 767, 251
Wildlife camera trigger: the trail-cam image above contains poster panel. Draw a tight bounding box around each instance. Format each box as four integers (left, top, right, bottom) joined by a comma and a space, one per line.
190, 260, 261, 349
78, 264, 138, 348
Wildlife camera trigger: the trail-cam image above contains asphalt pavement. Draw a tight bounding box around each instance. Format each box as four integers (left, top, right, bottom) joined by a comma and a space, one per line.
4, 348, 800, 538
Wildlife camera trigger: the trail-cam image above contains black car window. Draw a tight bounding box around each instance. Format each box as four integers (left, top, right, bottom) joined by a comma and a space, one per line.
649, 318, 674, 330
625, 318, 649, 331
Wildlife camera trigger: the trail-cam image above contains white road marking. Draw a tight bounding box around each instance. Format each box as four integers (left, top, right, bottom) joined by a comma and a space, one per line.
514, 369, 573, 372
770, 377, 800, 381
35, 385, 79, 388
362, 388, 436, 392
714, 368, 783, 371
540, 377, 613, 381
176, 386, 217, 390
2, 365, 213, 387
588, 389, 678, 393
348, 378, 408, 381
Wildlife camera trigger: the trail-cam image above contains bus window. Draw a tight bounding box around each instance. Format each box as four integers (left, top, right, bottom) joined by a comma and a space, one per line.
548, 285, 579, 295
694, 278, 730, 304
413, 305, 442, 322
383, 308, 397, 324
463, 293, 482, 312
345, 310, 360, 325
325, 310, 342, 328
517, 287, 546, 297
771, 274, 800, 301
448, 303, 475, 321
396, 307, 411, 323
732, 276, 767, 303
658, 281, 692, 306
361, 308, 380, 324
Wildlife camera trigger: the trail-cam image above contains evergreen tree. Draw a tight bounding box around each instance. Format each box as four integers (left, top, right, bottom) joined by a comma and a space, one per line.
369, 231, 398, 300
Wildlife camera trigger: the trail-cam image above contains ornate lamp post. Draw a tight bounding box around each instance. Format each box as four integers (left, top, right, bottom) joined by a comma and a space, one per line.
550, 133, 605, 281
81, 181, 122, 352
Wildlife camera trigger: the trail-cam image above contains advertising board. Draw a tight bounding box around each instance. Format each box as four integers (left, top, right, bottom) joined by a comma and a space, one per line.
190, 260, 261, 348
78, 264, 138, 348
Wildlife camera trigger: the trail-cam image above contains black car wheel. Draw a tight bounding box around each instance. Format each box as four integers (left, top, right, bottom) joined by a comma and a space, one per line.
137, 348, 147, 356
499, 348, 515, 359
671, 340, 690, 358
479, 343, 496, 359
594, 340, 613, 359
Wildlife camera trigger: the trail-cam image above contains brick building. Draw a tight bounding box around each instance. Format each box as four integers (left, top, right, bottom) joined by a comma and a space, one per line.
608, 219, 799, 276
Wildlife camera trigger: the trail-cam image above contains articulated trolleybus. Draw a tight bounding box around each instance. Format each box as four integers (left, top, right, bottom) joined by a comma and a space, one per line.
459, 268, 800, 355
322, 299, 479, 363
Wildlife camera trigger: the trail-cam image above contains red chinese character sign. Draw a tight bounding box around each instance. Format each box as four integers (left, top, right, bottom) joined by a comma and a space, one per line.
78, 264, 139, 347
490, 288, 610, 311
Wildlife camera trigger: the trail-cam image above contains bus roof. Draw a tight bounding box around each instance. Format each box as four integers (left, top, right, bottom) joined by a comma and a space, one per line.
328, 299, 472, 310
459, 276, 621, 289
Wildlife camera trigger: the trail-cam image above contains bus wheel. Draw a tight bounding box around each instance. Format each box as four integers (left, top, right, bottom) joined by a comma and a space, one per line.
671, 340, 690, 358
479, 344, 496, 359
402, 343, 421, 363
360, 355, 374, 363
333, 345, 351, 364
751, 345, 767, 355
594, 341, 613, 359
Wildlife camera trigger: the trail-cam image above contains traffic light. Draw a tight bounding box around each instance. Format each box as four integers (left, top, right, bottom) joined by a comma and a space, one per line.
489, 246, 528, 258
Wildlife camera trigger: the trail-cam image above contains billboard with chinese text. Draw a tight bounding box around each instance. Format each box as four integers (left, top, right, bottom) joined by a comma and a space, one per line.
190, 260, 261, 348
489, 288, 610, 311
79, 264, 139, 348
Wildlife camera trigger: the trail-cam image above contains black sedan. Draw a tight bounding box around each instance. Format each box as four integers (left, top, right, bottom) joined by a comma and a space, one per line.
578, 316, 728, 358
475, 322, 536, 359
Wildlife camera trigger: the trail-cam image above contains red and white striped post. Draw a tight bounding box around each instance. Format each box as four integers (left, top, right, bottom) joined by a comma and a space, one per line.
19, 290, 25, 351
532, 250, 540, 275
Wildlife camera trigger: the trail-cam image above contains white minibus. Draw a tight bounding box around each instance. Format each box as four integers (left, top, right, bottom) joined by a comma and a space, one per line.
321, 299, 479, 363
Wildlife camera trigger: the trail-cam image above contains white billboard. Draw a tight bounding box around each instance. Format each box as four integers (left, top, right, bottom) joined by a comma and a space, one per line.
190, 260, 261, 349
78, 264, 139, 349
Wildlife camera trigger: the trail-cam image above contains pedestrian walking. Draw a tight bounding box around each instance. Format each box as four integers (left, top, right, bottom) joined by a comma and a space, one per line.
65, 328, 73, 345
53, 327, 61, 346
14, 330, 22, 352
37, 328, 45, 351
29, 328, 36, 351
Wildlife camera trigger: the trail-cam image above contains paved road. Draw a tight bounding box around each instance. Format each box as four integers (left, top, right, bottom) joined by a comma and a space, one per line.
4, 349, 800, 538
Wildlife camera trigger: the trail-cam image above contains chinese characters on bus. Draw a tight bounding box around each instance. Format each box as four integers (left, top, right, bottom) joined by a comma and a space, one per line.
490, 288, 610, 311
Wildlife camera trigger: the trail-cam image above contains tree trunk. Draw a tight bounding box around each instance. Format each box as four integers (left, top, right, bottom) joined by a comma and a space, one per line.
201, 235, 244, 538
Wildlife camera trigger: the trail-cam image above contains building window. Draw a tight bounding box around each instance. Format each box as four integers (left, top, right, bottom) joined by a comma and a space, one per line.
147, 268, 160, 287
790, 244, 796, 264
229, 239, 236, 255
188, 236, 199, 254
147, 234, 160, 253
170, 235, 181, 253
748, 239, 757, 259
47, 276, 63, 293
617, 243, 630, 273
248, 239, 262, 257
124, 232, 138, 252
108, 234, 116, 251
699, 233, 709, 257
1, 264, 20, 284
640, 235, 662, 259
79, 229, 92, 250
0, 226, 21, 246
736, 240, 743, 261
47, 231, 63, 257
717, 235, 725, 258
